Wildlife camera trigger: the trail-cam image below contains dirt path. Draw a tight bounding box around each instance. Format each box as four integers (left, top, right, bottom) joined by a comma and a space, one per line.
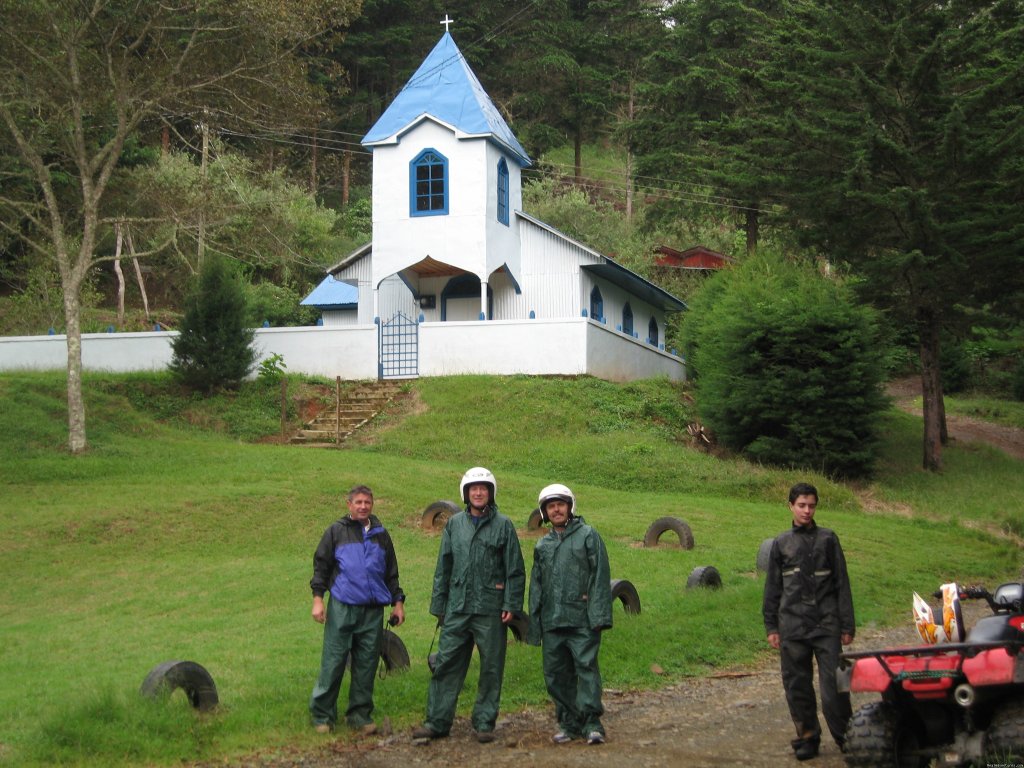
207, 616, 943, 768
887, 376, 1024, 461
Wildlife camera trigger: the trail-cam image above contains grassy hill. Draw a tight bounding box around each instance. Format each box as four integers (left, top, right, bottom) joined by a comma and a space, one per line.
1, 371, 1021, 766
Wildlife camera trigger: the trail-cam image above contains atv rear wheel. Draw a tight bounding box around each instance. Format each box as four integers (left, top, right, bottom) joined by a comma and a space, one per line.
844, 701, 927, 768
986, 698, 1024, 761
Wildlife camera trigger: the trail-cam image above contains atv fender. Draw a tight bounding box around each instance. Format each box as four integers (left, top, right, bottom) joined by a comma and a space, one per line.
962, 646, 1019, 686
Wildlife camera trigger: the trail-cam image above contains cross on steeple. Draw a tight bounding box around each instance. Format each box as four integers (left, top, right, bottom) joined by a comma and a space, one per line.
440, 14, 453, 32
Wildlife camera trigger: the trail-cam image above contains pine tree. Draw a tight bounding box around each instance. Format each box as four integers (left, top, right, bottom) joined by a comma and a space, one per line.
170, 257, 256, 394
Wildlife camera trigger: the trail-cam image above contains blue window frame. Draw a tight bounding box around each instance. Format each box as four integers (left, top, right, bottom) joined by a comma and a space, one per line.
590, 286, 603, 322
410, 149, 448, 216
622, 303, 634, 337
497, 159, 509, 226
648, 317, 659, 346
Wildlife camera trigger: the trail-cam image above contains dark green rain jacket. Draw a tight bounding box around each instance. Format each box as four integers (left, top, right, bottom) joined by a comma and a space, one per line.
528, 516, 612, 645
429, 504, 526, 618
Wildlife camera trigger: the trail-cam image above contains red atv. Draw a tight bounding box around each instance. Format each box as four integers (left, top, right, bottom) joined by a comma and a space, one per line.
840, 582, 1024, 767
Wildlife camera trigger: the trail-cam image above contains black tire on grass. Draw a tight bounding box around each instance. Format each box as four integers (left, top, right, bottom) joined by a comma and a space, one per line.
756, 538, 775, 573
643, 517, 694, 549
421, 500, 459, 531
610, 578, 641, 615
527, 508, 543, 530
686, 565, 722, 589
140, 660, 219, 712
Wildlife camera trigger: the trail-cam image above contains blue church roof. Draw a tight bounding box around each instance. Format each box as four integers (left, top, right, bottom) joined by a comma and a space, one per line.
361, 32, 531, 166
300, 275, 359, 309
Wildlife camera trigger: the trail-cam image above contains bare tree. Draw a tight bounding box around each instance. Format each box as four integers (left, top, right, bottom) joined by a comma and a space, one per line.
0, 0, 357, 453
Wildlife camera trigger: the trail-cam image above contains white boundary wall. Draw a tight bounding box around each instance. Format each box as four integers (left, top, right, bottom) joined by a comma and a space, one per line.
0, 319, 684, 382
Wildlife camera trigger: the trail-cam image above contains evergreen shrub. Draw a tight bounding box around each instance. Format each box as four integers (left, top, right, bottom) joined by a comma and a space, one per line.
684, 252, 888, 478
170, 257, 255, 393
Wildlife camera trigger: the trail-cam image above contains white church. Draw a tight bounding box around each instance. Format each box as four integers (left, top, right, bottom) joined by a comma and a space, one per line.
301, 26, 686, 382
0, 25, 686, 383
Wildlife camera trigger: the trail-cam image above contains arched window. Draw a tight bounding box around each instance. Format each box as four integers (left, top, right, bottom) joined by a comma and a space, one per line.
622, 303, 634, 337
590, 286, 604, 322
648, 317, 659, 346
497, 159, 509, 226
410, 149, 448, 216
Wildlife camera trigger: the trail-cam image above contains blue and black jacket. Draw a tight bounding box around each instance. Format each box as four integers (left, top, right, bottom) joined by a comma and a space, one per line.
310, 514, 405, 607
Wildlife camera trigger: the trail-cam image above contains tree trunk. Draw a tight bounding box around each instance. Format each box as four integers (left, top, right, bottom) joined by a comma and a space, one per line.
126, 228, 151, 322
113, 223, 125, 328
918, 308, 944, 471
63, 280, 87, 454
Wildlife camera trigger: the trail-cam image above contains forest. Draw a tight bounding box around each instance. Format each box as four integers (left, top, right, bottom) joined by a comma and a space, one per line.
1, 0, 1022, 461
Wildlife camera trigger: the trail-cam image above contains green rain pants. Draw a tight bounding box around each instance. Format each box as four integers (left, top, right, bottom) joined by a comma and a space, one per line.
542, 626, 604, 737
309, 599, 383, 728
424, 612, 507, 735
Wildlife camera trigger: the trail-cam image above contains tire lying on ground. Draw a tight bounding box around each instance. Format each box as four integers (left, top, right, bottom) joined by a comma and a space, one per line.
756, 538, 775, 573
686, 565, 722, 589
643, 516, 694, 549
506, 610, 530, 642
140, 660, 219, 711
380, 630, 410, 672
610, 578, 641, 614
527, 508, 543, 530
421, 500, 459, 531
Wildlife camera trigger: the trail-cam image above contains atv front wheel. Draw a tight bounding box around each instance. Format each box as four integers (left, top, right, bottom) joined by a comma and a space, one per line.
844, 701, 927, 768
987, 698, 1024, 761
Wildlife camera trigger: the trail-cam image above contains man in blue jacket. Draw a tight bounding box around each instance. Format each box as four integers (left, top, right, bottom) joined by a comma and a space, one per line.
413, 467, 525, 744
309, 484, 405, 734
527, 483, 612, 745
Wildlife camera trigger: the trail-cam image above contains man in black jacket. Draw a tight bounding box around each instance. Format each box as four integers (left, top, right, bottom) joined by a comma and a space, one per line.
309, 485, 405, 735
763, 482, 855, 761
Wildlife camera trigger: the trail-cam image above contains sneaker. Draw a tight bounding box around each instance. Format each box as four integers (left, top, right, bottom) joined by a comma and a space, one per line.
313, 723, 332, 734
358, 723, 378, 737
586, 731, 605, 745
475, 730, 496, 743
552, 731, 574, 744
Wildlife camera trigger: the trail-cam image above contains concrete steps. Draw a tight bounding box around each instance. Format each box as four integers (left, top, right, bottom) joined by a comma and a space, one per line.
290, 381, 404, 446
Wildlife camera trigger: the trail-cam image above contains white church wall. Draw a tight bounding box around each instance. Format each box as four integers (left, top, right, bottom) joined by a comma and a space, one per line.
0, 326, 379, 380
418, 318, 588, 376
517, 221, 583, 319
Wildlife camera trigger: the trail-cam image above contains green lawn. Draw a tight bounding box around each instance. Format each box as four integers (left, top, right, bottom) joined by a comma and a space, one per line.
0, 371, 1021, 766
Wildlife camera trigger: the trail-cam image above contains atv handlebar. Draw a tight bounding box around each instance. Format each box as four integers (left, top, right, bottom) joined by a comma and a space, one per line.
933, 585, 991, 602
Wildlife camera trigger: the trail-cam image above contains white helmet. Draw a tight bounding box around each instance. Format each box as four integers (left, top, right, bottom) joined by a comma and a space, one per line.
460, 467, 497, 505
538, 483, 575, 522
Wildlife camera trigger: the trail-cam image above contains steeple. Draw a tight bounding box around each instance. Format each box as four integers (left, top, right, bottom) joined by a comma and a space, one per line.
361, 31, 531, 166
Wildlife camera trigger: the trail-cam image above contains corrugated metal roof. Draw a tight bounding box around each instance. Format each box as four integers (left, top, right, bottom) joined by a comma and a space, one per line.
361, 32, 531, 167
300, 275, 359, 309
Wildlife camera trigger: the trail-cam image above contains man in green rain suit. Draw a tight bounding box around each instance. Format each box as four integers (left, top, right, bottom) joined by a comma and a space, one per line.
527, 483, 612, 745
412, 467, 525, 744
